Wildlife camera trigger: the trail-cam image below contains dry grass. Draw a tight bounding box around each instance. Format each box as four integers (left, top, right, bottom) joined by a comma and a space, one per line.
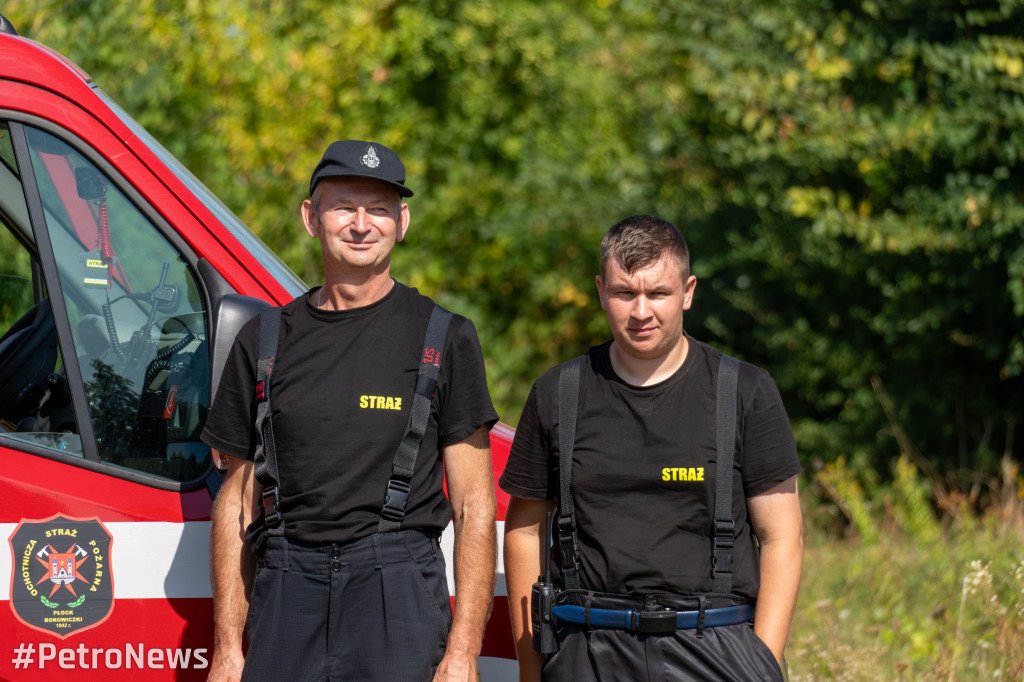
789, 456, 1024, 681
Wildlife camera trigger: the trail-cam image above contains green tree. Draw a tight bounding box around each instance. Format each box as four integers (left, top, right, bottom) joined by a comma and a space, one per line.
641, 0, 1024, 492
9, 0, 1022, 497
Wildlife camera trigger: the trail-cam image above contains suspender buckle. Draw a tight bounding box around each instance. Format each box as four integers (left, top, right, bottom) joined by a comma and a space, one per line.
713, 519, 735, 547
712, 518, 735, 572
262, 485, 282, 527
380, 478, 412, 523
556, 514, 581, 573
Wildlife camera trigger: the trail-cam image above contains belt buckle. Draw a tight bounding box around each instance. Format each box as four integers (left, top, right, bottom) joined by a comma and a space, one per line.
637, 610, 677, 634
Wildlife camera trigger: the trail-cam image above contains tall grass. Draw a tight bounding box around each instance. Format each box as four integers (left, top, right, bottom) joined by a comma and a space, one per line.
790, 455, 1024, 681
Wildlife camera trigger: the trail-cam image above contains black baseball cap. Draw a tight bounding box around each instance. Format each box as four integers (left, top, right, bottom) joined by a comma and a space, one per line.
309, 140, 414, 198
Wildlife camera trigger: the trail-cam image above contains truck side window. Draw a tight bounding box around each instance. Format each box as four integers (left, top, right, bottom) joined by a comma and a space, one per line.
4, 124, 212, 482
0, 123, 61, 442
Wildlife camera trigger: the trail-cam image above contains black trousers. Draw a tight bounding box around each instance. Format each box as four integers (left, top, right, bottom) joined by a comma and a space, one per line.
543, 592, 784, 682
241, 530, 451, 682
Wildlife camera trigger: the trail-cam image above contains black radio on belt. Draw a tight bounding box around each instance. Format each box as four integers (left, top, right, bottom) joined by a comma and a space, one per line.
531, 511, 559, 654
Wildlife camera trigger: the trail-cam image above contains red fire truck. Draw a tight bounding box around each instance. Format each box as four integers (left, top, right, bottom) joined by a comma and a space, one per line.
0, 15, 516, 680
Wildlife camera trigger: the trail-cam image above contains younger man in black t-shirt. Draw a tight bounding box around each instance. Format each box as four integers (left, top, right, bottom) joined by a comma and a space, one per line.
501, 214, 802, 681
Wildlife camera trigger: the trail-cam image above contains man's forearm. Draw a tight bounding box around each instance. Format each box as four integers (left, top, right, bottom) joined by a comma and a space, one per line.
748, 477, 804, 664
208, 455, 258, 680
503, 497, 553, 682
210, 497, 252, 650
445, 495, 498, 658
433, 427, 496, 681
754, 533, 802, 662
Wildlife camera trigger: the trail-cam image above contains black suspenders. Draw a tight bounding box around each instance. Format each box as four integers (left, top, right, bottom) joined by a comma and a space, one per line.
379, 306, 453, 531
555, 352, 742, 594
713, 354, 741, 593
253, 307, 284, 536
556, 357, 583, 591
252, 303, 453, 533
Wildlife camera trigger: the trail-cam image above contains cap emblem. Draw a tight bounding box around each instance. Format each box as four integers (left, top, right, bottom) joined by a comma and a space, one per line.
361, 145, 381, 169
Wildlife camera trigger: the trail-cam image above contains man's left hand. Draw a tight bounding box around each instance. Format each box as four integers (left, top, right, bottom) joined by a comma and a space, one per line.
432, 651, 478, 682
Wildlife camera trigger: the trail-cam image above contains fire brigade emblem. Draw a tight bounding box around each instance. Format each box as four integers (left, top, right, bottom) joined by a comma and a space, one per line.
7, 514, 114, 638
361, 144, 381, 168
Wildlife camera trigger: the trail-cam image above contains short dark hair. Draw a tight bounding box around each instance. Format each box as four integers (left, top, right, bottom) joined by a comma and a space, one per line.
600, 214, 689, 279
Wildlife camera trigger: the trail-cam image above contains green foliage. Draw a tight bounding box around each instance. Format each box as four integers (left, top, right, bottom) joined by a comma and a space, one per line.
890, 454, 942, 543
630, 0, 1024, 487
814, 455, 881, 543
0, 125, 33, 330
7, 0, 1022, 482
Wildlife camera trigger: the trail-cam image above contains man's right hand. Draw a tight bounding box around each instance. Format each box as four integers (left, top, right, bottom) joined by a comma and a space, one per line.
207, 453, 259, 682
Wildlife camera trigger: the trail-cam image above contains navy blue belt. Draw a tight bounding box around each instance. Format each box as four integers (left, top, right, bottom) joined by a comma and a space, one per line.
551, 603, 754, 634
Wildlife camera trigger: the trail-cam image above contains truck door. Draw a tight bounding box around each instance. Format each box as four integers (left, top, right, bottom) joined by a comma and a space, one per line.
1, 119, 217, 679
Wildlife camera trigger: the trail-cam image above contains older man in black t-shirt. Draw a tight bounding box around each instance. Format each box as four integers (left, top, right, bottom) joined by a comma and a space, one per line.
202, 141, 498, 682
501, 214, 802, 681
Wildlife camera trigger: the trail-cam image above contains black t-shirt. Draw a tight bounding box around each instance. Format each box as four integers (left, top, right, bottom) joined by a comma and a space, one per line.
498, 338, 800, 600
202, 283, 498, 549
